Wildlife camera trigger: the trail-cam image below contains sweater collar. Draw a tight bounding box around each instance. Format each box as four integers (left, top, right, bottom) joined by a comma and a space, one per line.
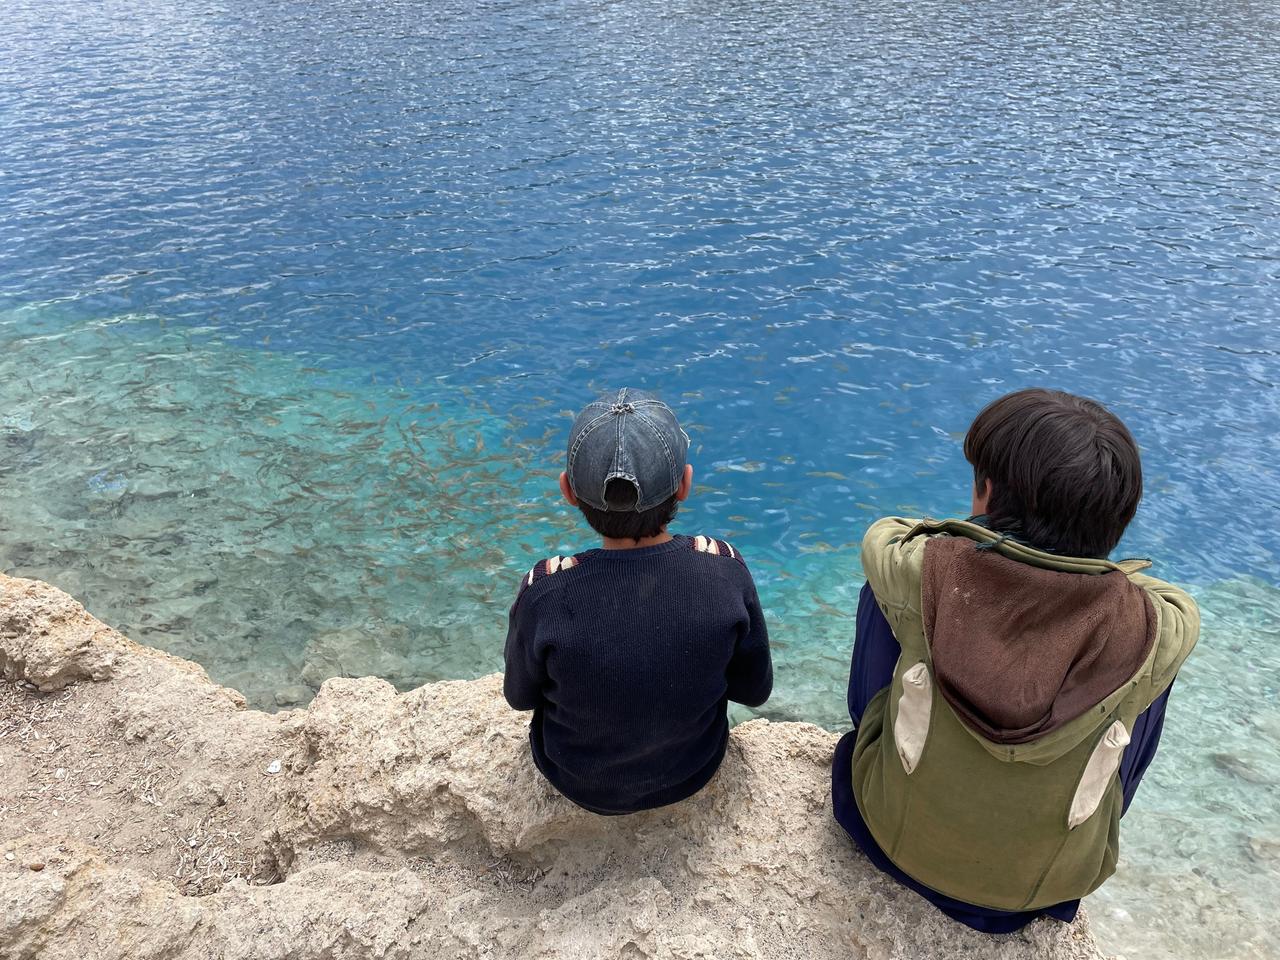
580, 534, 690, 561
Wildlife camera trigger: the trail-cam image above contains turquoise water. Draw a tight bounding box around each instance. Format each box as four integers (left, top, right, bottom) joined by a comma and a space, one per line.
2, 0, 1279, 956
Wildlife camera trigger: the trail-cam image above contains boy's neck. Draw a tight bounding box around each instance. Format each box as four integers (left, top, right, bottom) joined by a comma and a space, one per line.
599, 530, 674, 551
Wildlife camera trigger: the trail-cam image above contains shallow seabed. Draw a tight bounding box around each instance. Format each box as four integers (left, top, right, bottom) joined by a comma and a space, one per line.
0, 310, 562, 704
0, 309, 859, 719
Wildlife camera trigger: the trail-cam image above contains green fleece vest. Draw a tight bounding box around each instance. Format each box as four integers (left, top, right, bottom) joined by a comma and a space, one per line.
852, 517, 1199, 912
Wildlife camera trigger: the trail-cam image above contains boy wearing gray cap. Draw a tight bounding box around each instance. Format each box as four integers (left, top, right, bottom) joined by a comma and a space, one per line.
503, 388, 773, 815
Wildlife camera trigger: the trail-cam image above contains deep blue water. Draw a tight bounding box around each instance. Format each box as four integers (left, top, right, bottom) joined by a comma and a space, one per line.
2, 2, 1280, 956
4, 0, 1279, 584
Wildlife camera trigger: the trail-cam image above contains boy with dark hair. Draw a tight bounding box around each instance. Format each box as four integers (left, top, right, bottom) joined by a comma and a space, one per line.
832, 388, 1199, 932
504, 388, 773, 815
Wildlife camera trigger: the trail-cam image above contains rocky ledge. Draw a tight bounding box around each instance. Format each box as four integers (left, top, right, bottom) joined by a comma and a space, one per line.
0, 572, 1106, 960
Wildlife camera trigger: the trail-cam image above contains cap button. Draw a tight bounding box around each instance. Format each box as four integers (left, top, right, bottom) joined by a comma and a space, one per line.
611, 402, 635, 415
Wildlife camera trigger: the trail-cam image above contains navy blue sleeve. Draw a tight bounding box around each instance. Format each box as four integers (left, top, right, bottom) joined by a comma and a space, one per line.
726, 582, 773, 707
848, 582, 901, 726
1119, 680, 1174, 815
503, 586, 544, 711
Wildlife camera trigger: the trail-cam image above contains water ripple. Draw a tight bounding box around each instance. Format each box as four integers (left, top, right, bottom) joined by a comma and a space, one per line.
1, 1, 1279, 956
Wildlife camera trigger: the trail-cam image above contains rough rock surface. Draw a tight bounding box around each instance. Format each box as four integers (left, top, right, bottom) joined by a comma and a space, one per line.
0, 573, 1108, 960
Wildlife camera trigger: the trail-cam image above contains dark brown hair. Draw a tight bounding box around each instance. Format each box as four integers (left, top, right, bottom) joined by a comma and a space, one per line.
577, 478, 679, 542
963, 389, 1142, 558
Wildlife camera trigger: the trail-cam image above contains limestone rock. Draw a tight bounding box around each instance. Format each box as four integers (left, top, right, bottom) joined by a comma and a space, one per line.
0, 574, 132, 691
0, 572, 1108, 960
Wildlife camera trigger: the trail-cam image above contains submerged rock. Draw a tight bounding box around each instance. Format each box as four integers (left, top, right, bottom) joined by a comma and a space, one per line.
273, 684, 314, 708
0, 572, 1106, 960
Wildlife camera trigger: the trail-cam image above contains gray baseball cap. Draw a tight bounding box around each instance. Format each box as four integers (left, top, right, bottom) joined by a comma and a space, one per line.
566, 388, 690, 511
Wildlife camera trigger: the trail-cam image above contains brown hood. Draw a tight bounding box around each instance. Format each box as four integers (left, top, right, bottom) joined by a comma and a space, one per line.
923, 537, 1156, 745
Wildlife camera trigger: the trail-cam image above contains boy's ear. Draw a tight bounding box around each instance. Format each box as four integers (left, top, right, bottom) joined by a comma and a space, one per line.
675, 463, 694, 502
559, 471, 579, 507
972, 476, 994, 516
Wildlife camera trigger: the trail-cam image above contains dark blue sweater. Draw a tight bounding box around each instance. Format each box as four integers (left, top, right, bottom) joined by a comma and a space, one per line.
503, 534, 773, 814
